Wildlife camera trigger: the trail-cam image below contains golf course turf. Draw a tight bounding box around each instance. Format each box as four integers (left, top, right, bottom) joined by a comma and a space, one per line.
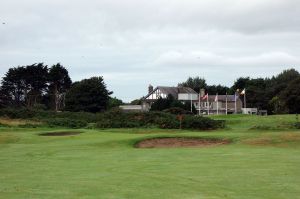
0, 115, 300, 198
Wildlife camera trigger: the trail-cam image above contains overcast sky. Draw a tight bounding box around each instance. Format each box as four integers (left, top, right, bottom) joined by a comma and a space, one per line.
1, 0, 300, 102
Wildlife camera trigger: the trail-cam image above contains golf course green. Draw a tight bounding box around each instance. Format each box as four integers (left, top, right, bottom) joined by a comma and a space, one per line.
1, 115, 300, 198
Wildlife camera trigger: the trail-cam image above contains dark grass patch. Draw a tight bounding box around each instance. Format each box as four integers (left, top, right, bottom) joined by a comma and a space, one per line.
135, 137, 231, 148
39, 131, 83, 136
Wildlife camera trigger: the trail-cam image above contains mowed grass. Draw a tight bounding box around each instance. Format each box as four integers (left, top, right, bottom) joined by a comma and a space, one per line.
1, 115, 300, 199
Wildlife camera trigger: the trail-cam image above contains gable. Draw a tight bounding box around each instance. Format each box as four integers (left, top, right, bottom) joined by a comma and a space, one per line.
145, 87, 169, 100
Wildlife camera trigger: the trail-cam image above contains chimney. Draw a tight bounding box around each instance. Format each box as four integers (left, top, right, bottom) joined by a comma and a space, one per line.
148, 84, 153, 94
200, 89, 205, 97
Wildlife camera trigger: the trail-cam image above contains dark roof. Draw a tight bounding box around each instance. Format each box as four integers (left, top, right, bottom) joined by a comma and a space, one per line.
178, 87, 197, 94
144, 86, 197, 100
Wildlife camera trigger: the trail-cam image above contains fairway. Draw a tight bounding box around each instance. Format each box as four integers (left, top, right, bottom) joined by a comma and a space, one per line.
1, 115, 300, 199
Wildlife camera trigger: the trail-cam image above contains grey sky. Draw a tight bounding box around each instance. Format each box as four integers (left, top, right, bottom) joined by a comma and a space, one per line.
1, 0, 300, 102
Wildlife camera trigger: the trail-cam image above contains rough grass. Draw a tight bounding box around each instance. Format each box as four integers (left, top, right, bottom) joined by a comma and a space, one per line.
0, 118, 42, 127
0, 115, 300, 198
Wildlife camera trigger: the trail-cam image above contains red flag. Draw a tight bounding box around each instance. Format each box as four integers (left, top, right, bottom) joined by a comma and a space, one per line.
202, 93, 208, 100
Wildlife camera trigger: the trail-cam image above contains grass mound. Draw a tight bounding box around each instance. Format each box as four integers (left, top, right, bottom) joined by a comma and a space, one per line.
135, 137, 230, 148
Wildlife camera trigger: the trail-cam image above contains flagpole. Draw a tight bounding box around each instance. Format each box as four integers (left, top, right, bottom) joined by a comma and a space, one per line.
244, 89, 246, 108
198, 92, 201, 115
207, 93, 209, 115
190, 94, 192, 113
234, 92, 237, 114
225, 92, 228, 115
216, 93, 219, 115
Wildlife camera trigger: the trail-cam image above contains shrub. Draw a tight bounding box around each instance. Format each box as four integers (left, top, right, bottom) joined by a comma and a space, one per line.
18, 123, 42, 128
163, 107, 192, 115
0, 107, 225, 130
0, 108, 36, 119
95, 110, 223, 130
182, 116, 224, 130
46, 118, 88, 129
155, 117, 179, 129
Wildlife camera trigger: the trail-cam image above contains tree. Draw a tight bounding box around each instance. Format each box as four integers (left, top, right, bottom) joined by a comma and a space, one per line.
130, 99, 142, 105
270, 69, 300, 95
48, 63, 72, 111
268, 96, 286, 114
0, 87, 8, 108
179, 76, 207, 92
0, 66, 27, 107
244, 78, 269, 109
183, 101, 197, 114
231, 77, 250, 92
24, 63, 49, 108
206, 84, 230, 95
150, 95, 174, 111
65, 77, 112, 113
108, 97, 124, 109
268, 69, 300, 108
179, 77, 229, 95
150, 94, 195, 113
282, 77, 300, 113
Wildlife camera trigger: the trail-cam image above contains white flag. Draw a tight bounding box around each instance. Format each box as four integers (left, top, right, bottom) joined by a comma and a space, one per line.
241, 89, 246, 95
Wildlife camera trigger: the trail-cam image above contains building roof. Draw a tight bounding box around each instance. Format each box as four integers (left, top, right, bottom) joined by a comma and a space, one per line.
144, 86, 197, 100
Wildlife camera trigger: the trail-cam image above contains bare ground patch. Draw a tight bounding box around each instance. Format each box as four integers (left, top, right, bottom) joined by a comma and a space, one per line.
135, 137, 230, 148
39, 131, 82, 136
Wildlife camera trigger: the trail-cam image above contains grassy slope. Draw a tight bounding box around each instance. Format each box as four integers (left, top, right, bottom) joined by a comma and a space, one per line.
0, 115, 300, 199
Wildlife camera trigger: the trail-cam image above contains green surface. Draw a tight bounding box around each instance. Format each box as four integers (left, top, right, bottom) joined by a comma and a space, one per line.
1, 115, 300, 198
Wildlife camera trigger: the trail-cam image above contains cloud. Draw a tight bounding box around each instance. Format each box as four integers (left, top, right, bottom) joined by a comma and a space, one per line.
154, 51, 300, 68
0, 0, 300, 101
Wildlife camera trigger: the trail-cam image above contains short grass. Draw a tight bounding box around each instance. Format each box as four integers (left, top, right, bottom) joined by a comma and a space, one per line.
1, 115, 300, 199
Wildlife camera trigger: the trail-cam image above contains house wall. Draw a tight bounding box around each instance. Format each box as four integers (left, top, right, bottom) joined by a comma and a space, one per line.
193, 98, 243, 114
223, 99, 243, 112
178, 93, 198, 101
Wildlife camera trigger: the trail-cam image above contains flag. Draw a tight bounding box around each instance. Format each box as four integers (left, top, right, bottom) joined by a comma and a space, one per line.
241, 89, 246, 95
214, 94, 218, 102
202, 93, 208, 100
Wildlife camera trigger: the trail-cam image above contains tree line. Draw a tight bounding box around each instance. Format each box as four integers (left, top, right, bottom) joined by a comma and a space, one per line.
177, 68, 300, 114
1, 64, 300, 114
0, 63, 115, 113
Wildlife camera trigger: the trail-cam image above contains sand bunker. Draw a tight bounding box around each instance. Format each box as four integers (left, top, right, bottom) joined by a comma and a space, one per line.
136, 137, 230, 148
39, 131, 82, 136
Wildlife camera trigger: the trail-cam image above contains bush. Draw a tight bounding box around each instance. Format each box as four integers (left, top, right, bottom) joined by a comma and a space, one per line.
155, 117, 179, 129
96, 110, 143, 128
18, 123, 42, 128
0, 107, 225, 130
182, 116, 225, 130
163, 107, 192, 115
0, 108, 36, 119
0, 108, 98, 122
95, 110, 223, 130
46, 118, 88, 129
